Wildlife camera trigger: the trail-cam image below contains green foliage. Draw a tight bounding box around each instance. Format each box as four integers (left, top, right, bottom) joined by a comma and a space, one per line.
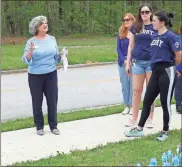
1, 0, 182, 37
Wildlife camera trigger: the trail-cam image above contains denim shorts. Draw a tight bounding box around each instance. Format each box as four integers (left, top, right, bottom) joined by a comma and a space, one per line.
131, 59, 152, 75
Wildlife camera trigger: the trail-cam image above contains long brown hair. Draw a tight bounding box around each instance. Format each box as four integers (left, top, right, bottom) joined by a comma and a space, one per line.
119, 13, 135, 39
134, 3, 153, 33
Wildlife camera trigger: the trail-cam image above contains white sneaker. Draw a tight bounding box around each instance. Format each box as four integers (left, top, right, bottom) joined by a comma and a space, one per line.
125, 118, 137, 127
122, 107, 130, 115
129, 108, 132, 115
146, 119, 154, 129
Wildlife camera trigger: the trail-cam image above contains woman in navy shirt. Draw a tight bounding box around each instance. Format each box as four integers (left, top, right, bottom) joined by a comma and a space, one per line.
125, 11, 182, 141
125, 4, 157, 127
117, 13, 135, 115
175, 25, 182, 114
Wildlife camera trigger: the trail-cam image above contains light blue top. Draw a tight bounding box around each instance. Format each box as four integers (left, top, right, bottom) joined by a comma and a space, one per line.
22, 35, 61, 74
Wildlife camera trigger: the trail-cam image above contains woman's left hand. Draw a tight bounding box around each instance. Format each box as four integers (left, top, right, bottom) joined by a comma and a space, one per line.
176, 70, 181, 78
59, 52, 62, 59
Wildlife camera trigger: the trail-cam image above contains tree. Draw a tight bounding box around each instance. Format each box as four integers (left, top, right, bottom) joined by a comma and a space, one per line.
70, 1, 74, 31
45, 1, 52, 33
85, 0, 90, 17
18, 0, 23, 36
58, 0, 63, 21
3, 1, 15, 35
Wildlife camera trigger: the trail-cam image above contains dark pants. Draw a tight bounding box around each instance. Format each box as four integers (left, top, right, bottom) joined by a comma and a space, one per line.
174, 72, 182, 109
28, 70, 58, 130
138, 65, 176, 131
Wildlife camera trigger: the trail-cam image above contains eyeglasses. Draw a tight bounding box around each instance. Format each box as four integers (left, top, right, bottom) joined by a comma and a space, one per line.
122, 18, 131, 22
140, 10, 150, 15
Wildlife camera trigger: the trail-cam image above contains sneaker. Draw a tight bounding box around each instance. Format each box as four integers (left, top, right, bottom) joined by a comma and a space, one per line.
51, 129, 60, 135
122, 107, 130, 115
146, 119, 154, 129
125, 119, 137, 127
124, 127, 144, 137
37, 129, 44, 136
177, 106, 182, 114
157, 131, 168, 141
129, 108, 132, 115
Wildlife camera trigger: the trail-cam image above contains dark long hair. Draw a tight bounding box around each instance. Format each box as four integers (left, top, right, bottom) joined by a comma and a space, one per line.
134, 3, 153, 33
154, 11, 174, 28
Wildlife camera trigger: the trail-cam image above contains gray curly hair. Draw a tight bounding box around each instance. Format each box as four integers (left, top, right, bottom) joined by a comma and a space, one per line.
29, 16, 47, 35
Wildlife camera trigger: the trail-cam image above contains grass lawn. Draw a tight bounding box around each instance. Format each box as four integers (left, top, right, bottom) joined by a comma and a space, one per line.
2, 36, 117, 70
12, 130, 181, 166
1, 98, 175, 132
56, 36, 116, 46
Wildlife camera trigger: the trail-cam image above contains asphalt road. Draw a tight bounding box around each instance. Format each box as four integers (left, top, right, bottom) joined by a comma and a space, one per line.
1, 64, 145, 121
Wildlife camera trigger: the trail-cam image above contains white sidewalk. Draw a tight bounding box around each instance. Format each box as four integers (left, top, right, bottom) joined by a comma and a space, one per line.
1, 105, 181, 166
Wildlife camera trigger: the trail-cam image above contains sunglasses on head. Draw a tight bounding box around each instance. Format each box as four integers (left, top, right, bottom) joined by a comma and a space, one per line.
122, 18, 131, 22
140, 10, 150, 15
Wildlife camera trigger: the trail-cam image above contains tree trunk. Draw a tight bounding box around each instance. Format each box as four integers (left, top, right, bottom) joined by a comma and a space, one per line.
70, 1, 74, 31
4, 1, 15, 35
45, 1, 52, 33
28, 0, 34, 5
85, 0, 90, 17
123, 0, 126, 14
122, 0, 126, 16
140, 0, 147, 5
128, 0, 134, 5
18, 1, 23, 36
114, 1, 117, 26
150, 0, 158, 11
79, 1, 82, 33
85, 0, 91, 34
109, 1, 112, 20
58, 0, 63, 21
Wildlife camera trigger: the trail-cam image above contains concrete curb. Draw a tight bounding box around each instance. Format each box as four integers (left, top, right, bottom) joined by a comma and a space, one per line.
1, 62, 117, 75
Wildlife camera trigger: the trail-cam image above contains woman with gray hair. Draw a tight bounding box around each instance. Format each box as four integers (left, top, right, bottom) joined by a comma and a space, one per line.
22, 16, 61, 136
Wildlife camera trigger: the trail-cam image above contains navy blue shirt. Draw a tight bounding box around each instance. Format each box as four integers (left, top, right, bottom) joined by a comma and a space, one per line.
151, 30, 181, 66
176, 34, 182, 72
131, 24, 157, 61
117, 35, 129, 66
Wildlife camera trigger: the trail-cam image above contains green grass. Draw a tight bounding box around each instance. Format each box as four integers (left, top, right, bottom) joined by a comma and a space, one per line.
2, 105, 124, 132
2, 36, 116, 70
67, 45, 116, 64
56, 36, 116, 46
12, 130, 181, 166
1, 98, 175, 132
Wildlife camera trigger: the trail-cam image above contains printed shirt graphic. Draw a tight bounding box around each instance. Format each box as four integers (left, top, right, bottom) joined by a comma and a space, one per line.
151, 30, 181, 65
130, 24, 157, 61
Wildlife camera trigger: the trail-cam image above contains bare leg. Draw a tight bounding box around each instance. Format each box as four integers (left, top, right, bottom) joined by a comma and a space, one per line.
131, 74, 145, 121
